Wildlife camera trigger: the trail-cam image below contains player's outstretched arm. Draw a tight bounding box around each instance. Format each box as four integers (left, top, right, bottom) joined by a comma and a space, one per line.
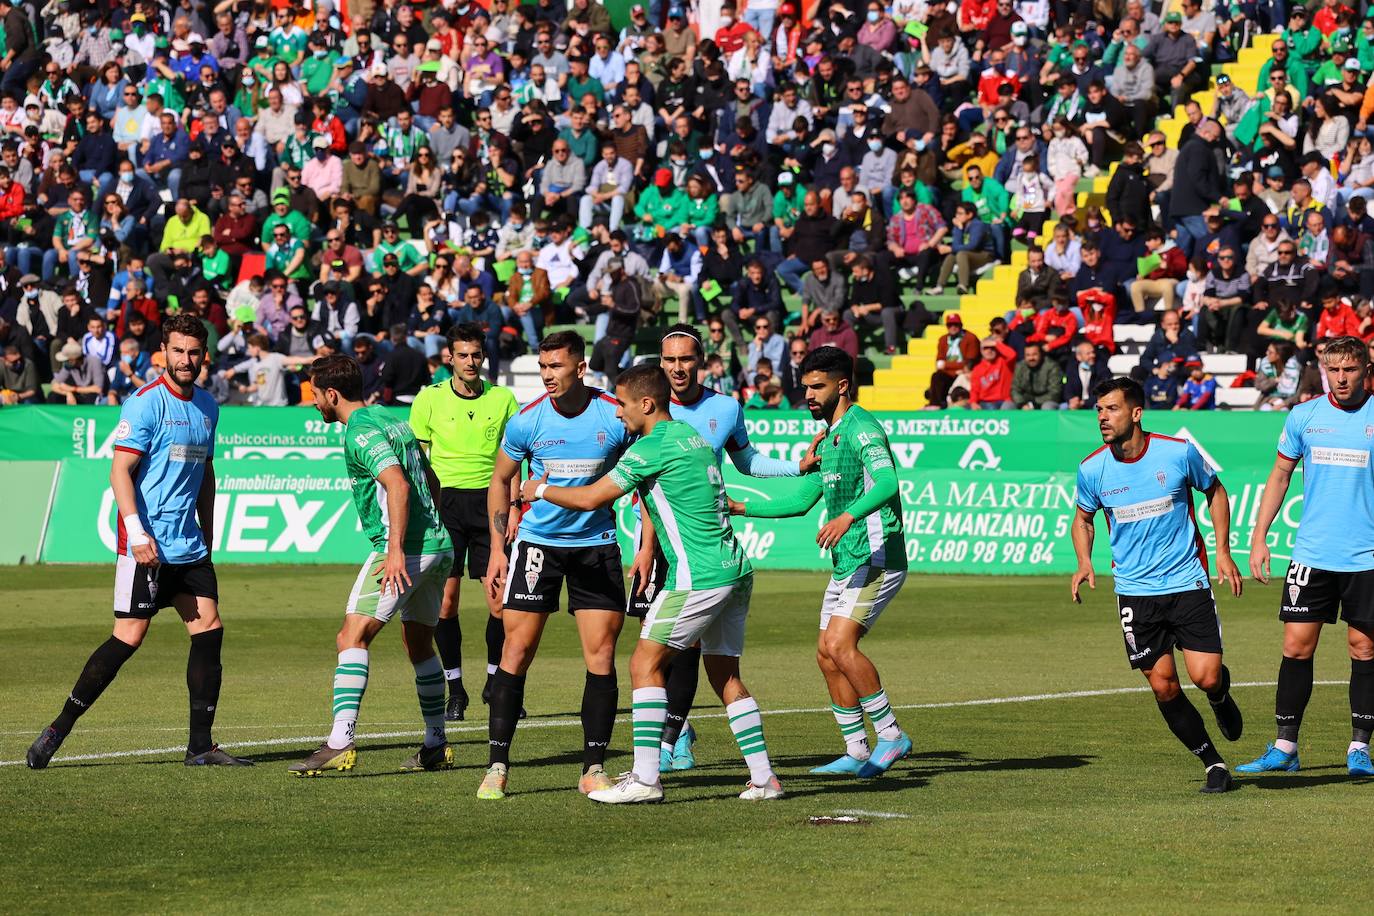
485, 451, 522, 598
520, 471, 627, 511
1069, 506, 1097, 604
197, 459, 216, 562
375, 465, 413, 597
735, 474, 823, 518
111, 449, 159, 567
1249, 455, 1297, 584
1204, 479, 1242, 597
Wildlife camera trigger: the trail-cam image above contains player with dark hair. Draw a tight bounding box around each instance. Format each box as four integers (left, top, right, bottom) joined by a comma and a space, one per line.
521, 362, 782, 803
408, 323, 520, 722
629, 324, 818, 772
480, 330, 630, 799
28, 314, 252, 769
287, 355, 456, 776
730, 347, 913, 778
1238, 336, 1374, 778
1071, 376, 1245, 794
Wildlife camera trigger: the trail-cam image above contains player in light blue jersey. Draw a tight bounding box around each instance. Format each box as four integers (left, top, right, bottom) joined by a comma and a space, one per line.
1070, 377, 1243, 794
628, 325, 820, 772
1239, 336, 1374, 778
479, 331, 630, 799
28, 315, 252, 770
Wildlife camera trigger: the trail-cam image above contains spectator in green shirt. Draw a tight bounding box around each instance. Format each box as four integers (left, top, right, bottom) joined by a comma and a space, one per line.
961, 164, 1011, 260
259, 188, 313, 246
200, 235, 231, 290
566, 55, 605, 105
633, 168, 689, 242
771, 172, 806, 253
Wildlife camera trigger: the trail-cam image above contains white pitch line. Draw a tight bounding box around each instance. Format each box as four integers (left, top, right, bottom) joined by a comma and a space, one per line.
835, 809, 912, 820
0, 680, 1343, 767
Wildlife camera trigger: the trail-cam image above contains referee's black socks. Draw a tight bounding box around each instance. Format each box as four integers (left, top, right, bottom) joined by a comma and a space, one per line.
661, 646, 701, 748
187, 629, 224, 754
488, 668, 525, 766
1276, 655, 1315, 743
51, 636, 139, 735
581, 670, 618, 770
1156, 694, 1224, 769
1351, 659, 1374, 744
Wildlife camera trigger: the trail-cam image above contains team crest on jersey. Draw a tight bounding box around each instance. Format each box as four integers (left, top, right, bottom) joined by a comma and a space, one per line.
1365, 426, 1373, 439
524, 546, 544, 594
709, 418, 718, 433
1124, 630, 1137, 652
1155, 470, 1166, 489
1289, 584, 1300, 605
597, 430, 607, 447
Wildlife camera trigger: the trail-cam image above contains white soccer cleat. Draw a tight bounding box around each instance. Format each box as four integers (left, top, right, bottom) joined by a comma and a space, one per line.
587, 771, 664, 804
738, 775, 784, 800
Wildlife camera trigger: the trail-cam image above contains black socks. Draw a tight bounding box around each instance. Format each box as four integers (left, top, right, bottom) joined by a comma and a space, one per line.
486, 614, 504, 671
1206, 664, 1231, 706
581, 670, 618, 770
434, 616, 462, 683
1351, 659, 1374, 744
661, 646, 701, 747
52, 635, 139, 734
1157, 693, 1224, 768
1276, 655, 1315, 743
487, 667, 525, 765
187, 629, 224, 754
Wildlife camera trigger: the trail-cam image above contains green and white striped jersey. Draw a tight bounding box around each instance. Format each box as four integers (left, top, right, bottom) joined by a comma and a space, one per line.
608, 420, 751, 590
343, 406, 452, 556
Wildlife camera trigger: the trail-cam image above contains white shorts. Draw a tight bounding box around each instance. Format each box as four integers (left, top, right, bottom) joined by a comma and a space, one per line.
820, 566, 907, 631
345, 550, 453, 627
641, 576, 753, 657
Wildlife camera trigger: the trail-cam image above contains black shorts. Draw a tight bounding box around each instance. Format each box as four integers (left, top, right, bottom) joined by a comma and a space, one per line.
1280, 562, 1374, 627
441, 487, 492, 581
627, 540, 670, 618
1116, 588, 1222, 670
503, 539, 627, 614
113, 555, 219, 619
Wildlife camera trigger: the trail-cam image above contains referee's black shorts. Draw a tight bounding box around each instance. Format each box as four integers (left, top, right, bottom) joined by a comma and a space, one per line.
441, 488, 492, 581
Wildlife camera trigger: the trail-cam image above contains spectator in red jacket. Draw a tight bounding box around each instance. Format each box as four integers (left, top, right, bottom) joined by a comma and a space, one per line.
1316, 291, 1362, 340
969, 336, 1016, 408
1129, 227, 1188, 313
1079, 289, 1117, 354
927, 311, 981, 407
808, 308, 860, 358
1028, 293, 1078, 369
0, 166, 23, 221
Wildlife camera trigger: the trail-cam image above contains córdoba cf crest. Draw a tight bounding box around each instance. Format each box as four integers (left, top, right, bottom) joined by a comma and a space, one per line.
1289, 584, 1300, 605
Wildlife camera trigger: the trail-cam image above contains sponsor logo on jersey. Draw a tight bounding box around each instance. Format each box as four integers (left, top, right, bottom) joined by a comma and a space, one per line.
1311, 446, 1369, 468
1102, 486, 1130, 497
115, 419, 132, 439
1305, 427, 1334, 435
1128, 647, 1152, 662
169, 444, 209, 463
542, 458, 605, 476
532, 438, 567, 448
1112, 495, 1173, 523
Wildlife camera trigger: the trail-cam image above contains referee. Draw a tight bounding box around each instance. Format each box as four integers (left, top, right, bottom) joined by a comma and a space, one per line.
409, 323, 519, 721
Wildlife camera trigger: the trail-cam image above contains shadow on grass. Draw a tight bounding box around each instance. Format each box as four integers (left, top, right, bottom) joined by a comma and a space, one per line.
1242, 765, 1374, 790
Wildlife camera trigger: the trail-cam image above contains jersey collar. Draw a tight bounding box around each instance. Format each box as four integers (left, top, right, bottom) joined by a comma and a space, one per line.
670, 385, 709, 408
160, 375, 193, 401
449, 377, 485, 400
1327, 391, 1370, 412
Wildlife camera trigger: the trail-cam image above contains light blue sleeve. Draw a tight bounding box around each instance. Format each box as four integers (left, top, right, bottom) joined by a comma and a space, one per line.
1075, 459, 1100, 513
113, 388, 157, 455
500, 409, 530, 463
1278, 408, 1305, 461
1184, 441, 1217, 492
722, 399, 800, 476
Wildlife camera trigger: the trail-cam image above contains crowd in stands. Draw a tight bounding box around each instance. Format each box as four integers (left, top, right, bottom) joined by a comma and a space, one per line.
1, 0, 1373, 411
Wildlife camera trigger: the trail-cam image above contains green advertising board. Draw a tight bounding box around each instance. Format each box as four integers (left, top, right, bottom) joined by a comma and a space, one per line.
2, 407, 1300, 572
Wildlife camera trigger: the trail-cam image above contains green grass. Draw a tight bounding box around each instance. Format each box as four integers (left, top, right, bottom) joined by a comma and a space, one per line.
0, 567, 1366, 912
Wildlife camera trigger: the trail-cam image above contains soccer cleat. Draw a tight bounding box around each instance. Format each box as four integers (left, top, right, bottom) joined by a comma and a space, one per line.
1349, 747, 1374, 777
578, 764, 615, 795
26, 726, 66, 770
287, 742, 356, 776
588, 771, 664, 804
1210, 693, 1243, 742
477, 763, 508, 799
445, 683, 469, 722
185, 745, 255, 766
668, 724, 697, 771
1200, 765, 1234, 794
659, 747, 674, 771
856, 732, 913, 778
1235, 743, 1300, 774
809, 754, 869, 776
738, 775, 784, 800
399, 742, 454, 772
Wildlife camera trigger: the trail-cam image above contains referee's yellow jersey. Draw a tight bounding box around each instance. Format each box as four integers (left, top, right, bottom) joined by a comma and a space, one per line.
408, 379, 519, 489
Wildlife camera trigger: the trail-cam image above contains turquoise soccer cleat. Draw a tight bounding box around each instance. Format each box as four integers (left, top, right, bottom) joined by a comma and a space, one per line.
1348, 747, 1374, 777
856, 733, 913, 778
1235, 743, 1300, 774
659, 747, 673, 772
809, 754, 868, 776
669, 724, 697, 771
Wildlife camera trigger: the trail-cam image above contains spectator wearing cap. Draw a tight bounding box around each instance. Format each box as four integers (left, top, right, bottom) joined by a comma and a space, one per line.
928, 312, 980, 408
1145, 11, 1203, 109
1210, 74, 1250, 142
1283, 7, 1324, 74
362, 64, 407, 124
259, 187, 313, 247
47, 340, 106, 404
1129, 227, 1188, 313
663, 7, 698, 63
301, 135, 343, 203
634, 168, 689, 249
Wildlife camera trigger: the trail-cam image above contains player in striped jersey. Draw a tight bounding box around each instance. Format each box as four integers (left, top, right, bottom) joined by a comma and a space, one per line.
1071, 377, 1244, 794
629, 325, 818, 773
732, 348, 912, 778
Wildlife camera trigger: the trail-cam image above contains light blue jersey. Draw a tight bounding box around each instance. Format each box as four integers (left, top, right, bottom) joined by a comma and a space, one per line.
671, 386, 800, 476
1076, 433, 1216, 596
111, 376, 218, 564
1278, 394, 1374, 572
504, 387, 627, 547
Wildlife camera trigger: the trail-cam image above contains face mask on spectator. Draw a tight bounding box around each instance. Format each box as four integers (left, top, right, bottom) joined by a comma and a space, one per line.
698, 147, 712, 160
720, 15, 733, 26
868, 139, 883, 152
867, 10, 879, 22
822, 142, 836, 156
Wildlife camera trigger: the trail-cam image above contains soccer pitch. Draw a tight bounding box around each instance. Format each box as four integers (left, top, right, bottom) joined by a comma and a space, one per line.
1, 566, 1366, 913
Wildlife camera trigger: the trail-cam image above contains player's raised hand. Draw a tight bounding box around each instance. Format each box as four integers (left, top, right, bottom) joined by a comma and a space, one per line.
1216, 552, 1243, 597
1070, 564, 1095, 603
378, 547, 411, 597
799, 428, 826, 473
816, 512, 854, 549
1249, 539, 1271, 584
520, 472, 550, 503
726, 496, 747, 515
